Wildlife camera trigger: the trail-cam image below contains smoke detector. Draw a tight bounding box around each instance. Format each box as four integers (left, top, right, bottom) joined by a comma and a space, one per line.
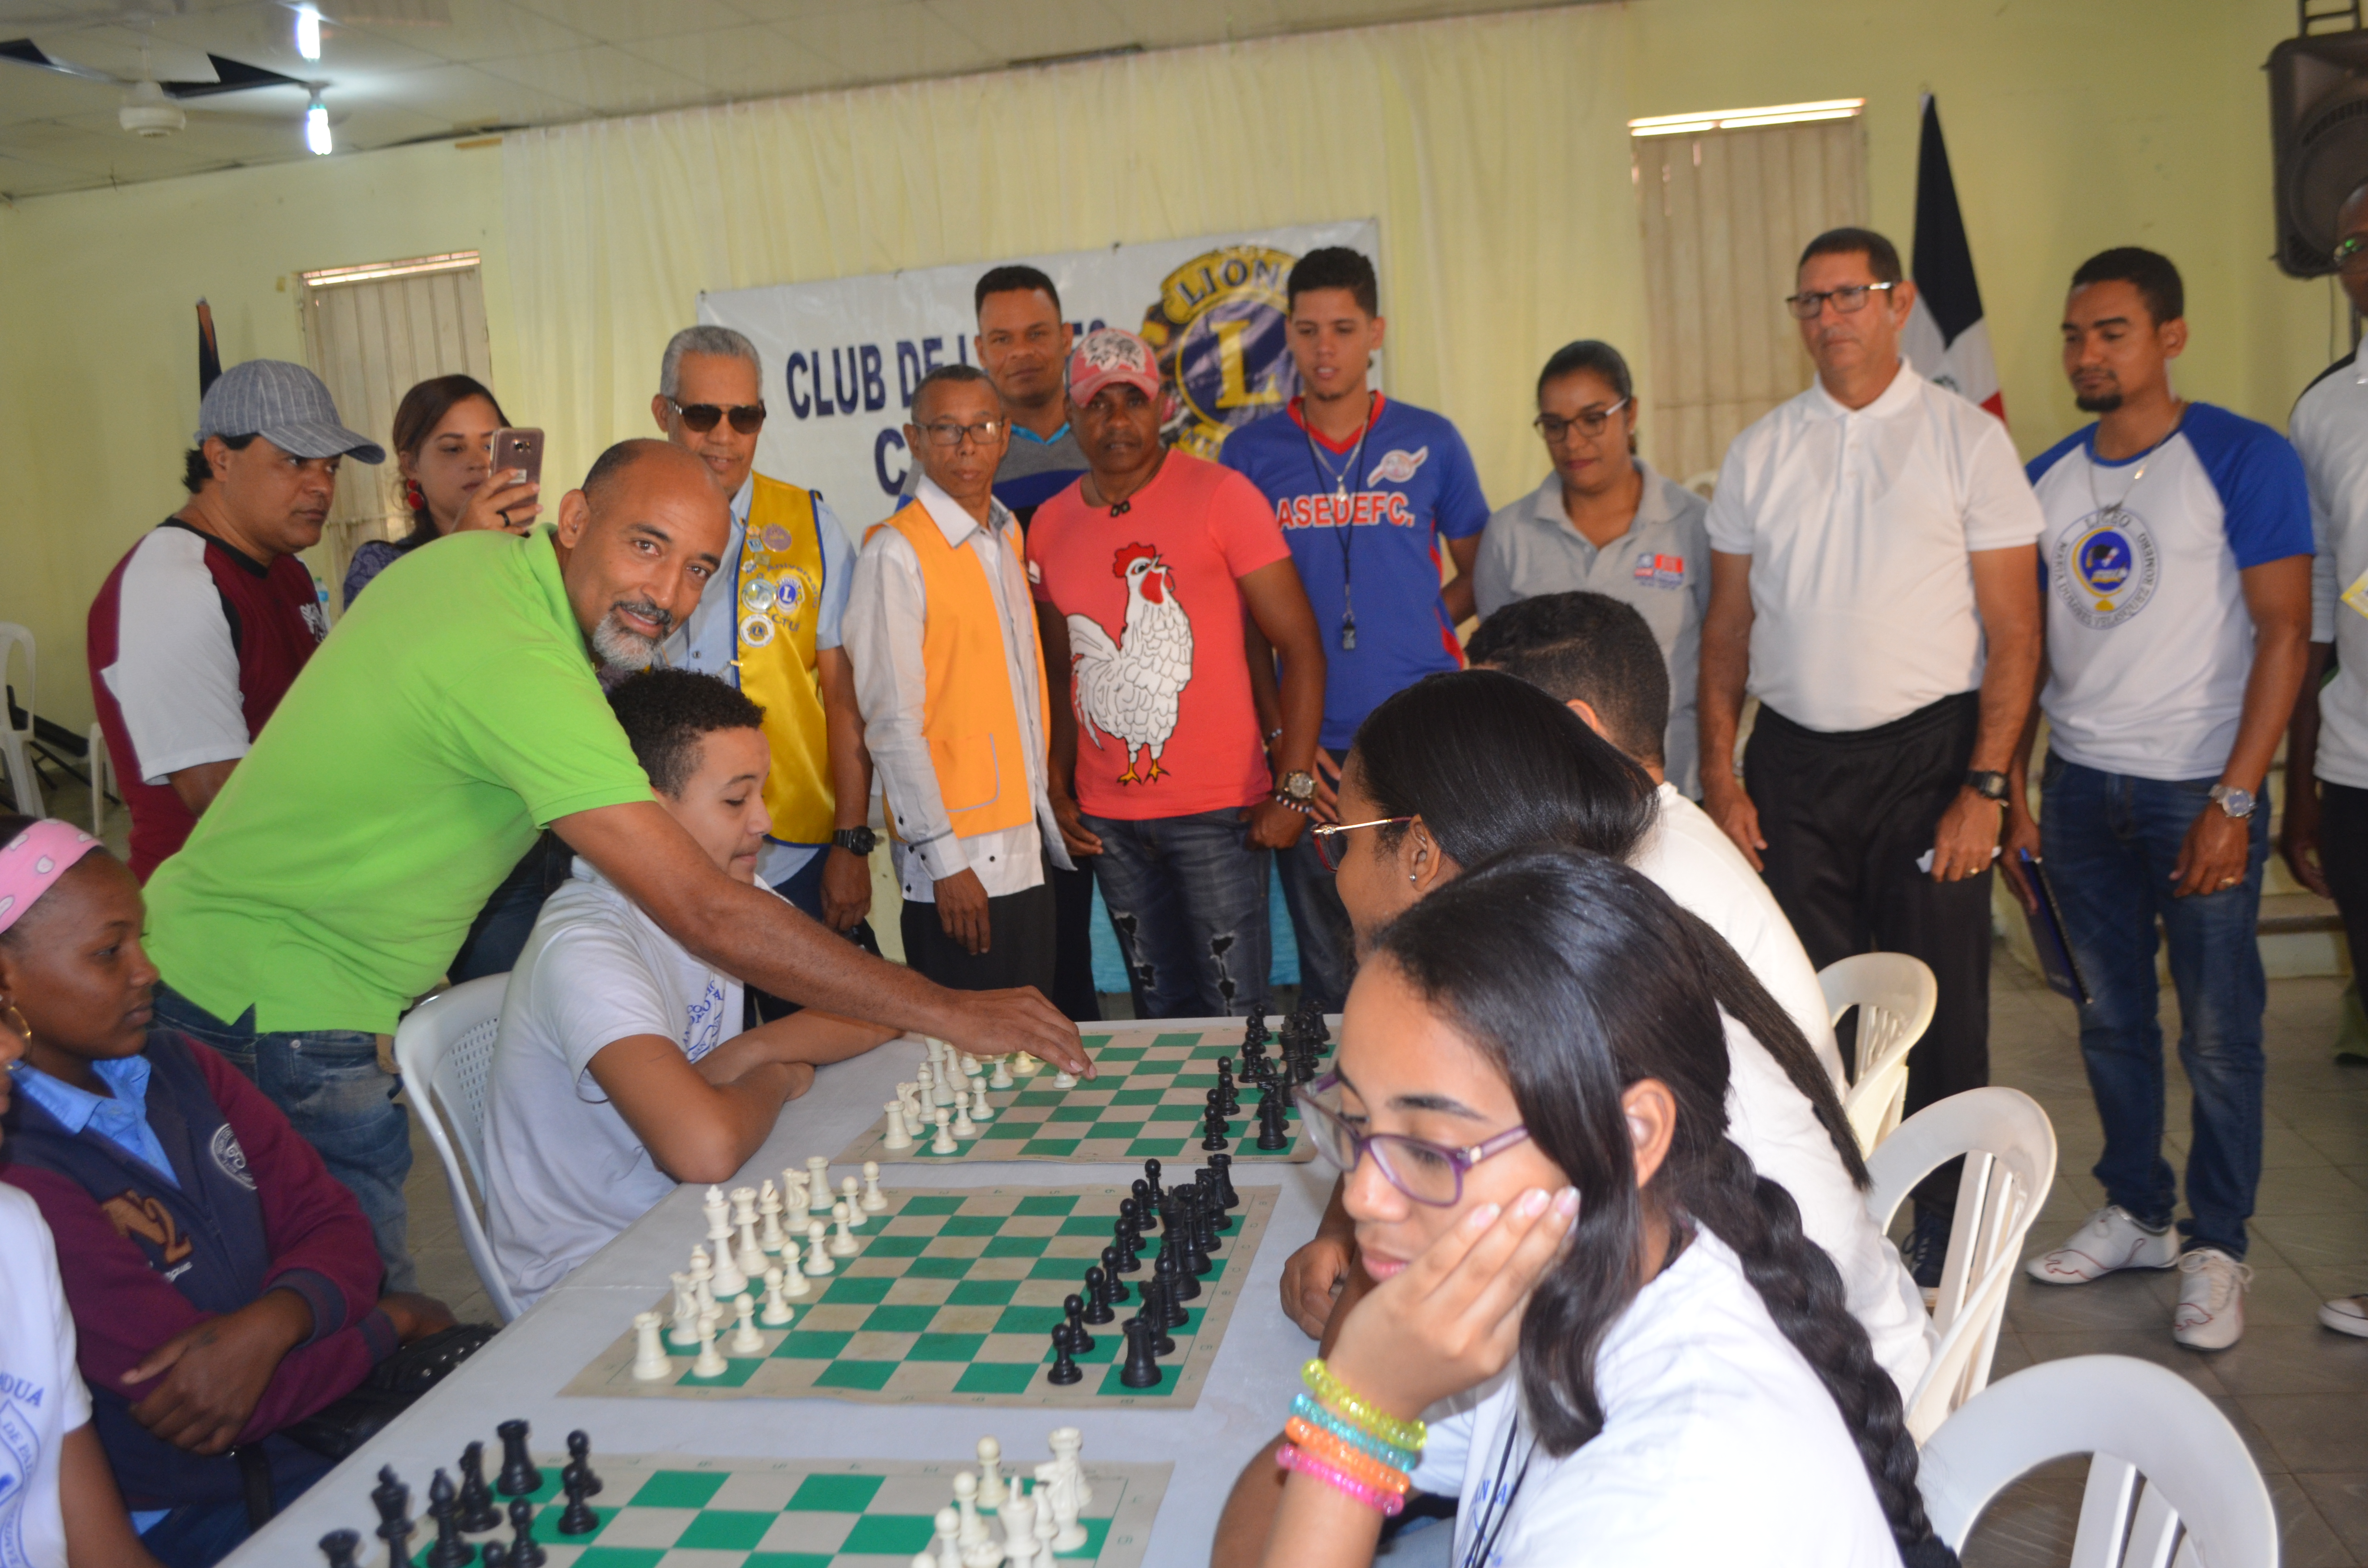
119, 79, 186, 137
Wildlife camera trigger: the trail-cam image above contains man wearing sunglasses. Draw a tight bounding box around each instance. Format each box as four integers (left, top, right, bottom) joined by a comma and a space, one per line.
1698, 226, 2045, 1282
652, 326, 875, 940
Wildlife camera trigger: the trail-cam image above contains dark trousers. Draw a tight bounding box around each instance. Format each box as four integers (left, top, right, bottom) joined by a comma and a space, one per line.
2317, 781, 2368, 984
1276, 832, 1357, 1014
448, 832, 572, 984
1746, 692, 1993, 1215
900, 880, 1058, 994
1049, 861, 1104, 1022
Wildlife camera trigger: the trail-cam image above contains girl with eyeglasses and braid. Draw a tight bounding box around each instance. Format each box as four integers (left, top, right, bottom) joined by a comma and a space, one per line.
1213, 847, 1955, 1568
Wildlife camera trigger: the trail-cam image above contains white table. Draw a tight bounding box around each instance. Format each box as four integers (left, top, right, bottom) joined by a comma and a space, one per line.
224, 1023, 1336, 1567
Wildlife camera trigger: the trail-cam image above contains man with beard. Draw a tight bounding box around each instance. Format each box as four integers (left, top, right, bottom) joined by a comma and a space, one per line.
2005, 248, 2310, 1351
144, 440, 1090, 1291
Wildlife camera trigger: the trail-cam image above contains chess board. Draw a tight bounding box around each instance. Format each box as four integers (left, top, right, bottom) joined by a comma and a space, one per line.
832, 1029, 1320, 1167
436, 1451, 1169, 1567
564, 1184, 1277, 1409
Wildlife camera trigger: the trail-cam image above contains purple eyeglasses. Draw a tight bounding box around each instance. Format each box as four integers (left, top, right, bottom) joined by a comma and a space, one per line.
1292, 1070, 1531, 1207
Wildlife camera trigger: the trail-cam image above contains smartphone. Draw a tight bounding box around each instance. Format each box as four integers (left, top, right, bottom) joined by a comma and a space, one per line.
491, 427, 544, 491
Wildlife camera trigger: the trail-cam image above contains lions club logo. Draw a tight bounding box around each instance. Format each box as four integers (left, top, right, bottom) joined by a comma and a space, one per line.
1140, 245, 1303, 460
2054, 509, 2158, 630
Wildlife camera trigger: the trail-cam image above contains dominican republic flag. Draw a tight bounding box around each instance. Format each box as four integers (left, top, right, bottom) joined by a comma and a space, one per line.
1901, 95, 2006, 425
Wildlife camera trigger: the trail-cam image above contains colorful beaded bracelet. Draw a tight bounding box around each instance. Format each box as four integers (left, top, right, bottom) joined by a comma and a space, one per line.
1276, 1442, 1407, 1517
1285, 1418, 1412, 1494
1288, 1396, 1418, 1473
1300, 1359, 1428, 1454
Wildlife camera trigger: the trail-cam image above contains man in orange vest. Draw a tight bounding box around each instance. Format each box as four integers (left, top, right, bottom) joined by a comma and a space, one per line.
845, 366, 1068, 992
654, 326, 876, 933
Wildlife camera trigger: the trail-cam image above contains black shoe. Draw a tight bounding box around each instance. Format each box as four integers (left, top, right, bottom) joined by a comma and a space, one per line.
1902, 1208, 1950, 1290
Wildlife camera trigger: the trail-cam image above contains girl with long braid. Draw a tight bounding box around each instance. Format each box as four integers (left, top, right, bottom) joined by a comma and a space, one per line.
1214, 847, 1954, 1568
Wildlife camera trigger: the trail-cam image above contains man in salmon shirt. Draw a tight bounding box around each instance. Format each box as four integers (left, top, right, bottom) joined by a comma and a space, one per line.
1028, 329, 1328, 1019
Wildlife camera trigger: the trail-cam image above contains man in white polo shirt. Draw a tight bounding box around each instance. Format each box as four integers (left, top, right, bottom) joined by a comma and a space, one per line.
1699, 226, 2045, 1278
2005, 248, 2311, 1352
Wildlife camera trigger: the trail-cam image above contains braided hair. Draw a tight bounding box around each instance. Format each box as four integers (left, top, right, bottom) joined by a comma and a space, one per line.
1369, 846, 1945, 1563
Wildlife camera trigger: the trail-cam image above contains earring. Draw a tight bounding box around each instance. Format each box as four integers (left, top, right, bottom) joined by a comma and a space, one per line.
404, 479, 425, 511
1408, 869, 1419, 885
2, 1001, 29, 1046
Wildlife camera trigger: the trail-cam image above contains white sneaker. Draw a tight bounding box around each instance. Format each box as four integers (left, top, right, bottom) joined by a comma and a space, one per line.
2172, 1249, 2252, 1350
2025, 1205, 2180, 1285
2319, 1295, 2368, 1338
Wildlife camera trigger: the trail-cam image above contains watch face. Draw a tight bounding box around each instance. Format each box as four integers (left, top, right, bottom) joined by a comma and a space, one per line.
1282, 771, 1316, 800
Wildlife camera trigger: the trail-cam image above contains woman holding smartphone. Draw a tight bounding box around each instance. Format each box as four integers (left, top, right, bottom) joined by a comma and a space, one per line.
340, 374, 539, 607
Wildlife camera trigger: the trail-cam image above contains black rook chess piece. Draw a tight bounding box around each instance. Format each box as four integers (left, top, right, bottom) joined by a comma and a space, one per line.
1256, 1093, 1291, 1151
457, 1442, 501, 1532
321, 1529, 363, 1568
1045, 1322, 1084, 1384
495, 1420, 542, 1498
1117, 1314, 1163, 1387
1210, 1151, 1240, 1210
555, 1470, 598, 1536
1082, 1266, 1116, 1324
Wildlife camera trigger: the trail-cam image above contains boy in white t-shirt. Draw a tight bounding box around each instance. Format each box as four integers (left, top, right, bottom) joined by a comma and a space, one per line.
484, 671, 899, 1306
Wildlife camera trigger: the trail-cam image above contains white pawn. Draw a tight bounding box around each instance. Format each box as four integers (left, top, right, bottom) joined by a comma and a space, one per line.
975, 1436, 1006, 1508
861, 1160, 888, 1212
631, 1311, 672, 1381
758, 1181, 786, 1254
840, 1176, 865, 1227
932, 1108, 958, 1154
692, 1306, 728, 1377
761, 1266, 795, 1325
1037, 1460, 1085, 1552
968, 1080, 993, 1123
688, 1247, 717, 1318
884, 1101, 914, 1150
668, 1271, 701, 1348
802, 1218, 834, 1276
1051, 1064, 1078, 1090
1049, 1426, 1091, 1508
999, 1492, 1039, 1568
829, 1200, 860, 1257
932, 1506, 962, 1568
728, 1293, 764, 1354
989, 1055, 1014, 1090
953, 1470, 987, 1547
952, 1098, 978, 1139
777, 1251, 811, 1298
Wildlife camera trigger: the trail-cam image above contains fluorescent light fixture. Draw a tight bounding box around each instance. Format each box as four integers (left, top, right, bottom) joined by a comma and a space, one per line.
302, 251, 480, 287
1629, 98, 1865, 137
295, 3, 321, 61
305, 93, 332, 154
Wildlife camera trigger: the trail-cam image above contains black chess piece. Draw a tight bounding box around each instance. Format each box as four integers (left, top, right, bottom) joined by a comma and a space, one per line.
1045, 1322, 1083, 1385
1082, 1266, 1116, 1324
555, 1470, 598, 1536
1062, 1292, 1097, 1354
1098, 1245, 1134, 1297
1116, 1314, 1162, 1387
1143, 1157, 1165, 1213
1115, 1216, 1144, 1271
1243, 1009, 1269, 1048
495, 1420, 541, 1498
1220, 1067, 1240, 1117
481, 1547, 508, 1568
1177, 1200, 1213, 1277
564, 1432, 601, 1497
456, 1441, 501, 1532
505, 1499, 547, 1568
1199, 1091, 1229, 1151
1190, 1184, 1223, 1251
424, 1470, 475, 1568
1210, 1151, 1240, 1209
1157, 1243, 1198, 1306
1196, 1169, 1235, 1233
380, 1511, 418, 1568
1256, 1093, 1291, 1151
1127, 1183, 1157, 1233
321, 1529, 363, 1568
1135, 1277, 1176, 1355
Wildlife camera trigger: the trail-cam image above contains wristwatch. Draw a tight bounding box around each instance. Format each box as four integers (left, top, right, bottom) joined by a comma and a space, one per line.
2208, 784, 2257, 821
1276, 770, 1317, 806
1963, 770, 2010, 803
832, 826, 879, 856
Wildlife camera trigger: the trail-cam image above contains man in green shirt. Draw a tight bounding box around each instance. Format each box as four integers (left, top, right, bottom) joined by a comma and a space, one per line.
146, 440, 1085, 1289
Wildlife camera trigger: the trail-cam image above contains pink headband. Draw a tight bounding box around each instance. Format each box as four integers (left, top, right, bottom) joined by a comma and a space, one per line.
0, 820, 104, 937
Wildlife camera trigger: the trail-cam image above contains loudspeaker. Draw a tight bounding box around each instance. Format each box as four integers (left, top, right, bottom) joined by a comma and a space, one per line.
2269, 29, 2368, 276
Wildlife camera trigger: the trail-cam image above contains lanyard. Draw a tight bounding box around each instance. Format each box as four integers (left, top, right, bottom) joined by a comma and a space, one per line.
1457, 1406, 1536, 1568
1303, 393, 1377, 651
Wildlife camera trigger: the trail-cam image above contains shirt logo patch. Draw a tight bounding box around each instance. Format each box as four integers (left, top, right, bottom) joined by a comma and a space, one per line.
1632, 551, 1687, 588
99, 1191, 194, 1266
300, 600, 329, 643
2054, 508, 2159, 630
1367, 447, 1429, 485
210, 1123, 255, 1190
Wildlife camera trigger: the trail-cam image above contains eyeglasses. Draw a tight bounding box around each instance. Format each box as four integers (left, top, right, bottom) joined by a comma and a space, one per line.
1308, 815, 1411, 872
668, 398, 767, 434
917, 418, 1008, 449
1533, 400, 1631, 443
2336, 236, 2368, 275
1784, 282, 1898, 320
1294, 1071, 1532, 1207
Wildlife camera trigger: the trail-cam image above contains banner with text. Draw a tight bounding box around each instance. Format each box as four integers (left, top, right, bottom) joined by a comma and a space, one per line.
698, 220, 1381, 539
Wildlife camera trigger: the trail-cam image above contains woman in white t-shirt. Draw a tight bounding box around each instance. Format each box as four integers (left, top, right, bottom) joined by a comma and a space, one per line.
1213, 848, 1952, 1568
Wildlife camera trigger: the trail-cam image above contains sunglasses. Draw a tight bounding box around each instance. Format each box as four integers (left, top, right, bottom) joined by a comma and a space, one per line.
668, 398, 767, 434
1294, 1070, 1532, 1207
1308, 815, 1411, 873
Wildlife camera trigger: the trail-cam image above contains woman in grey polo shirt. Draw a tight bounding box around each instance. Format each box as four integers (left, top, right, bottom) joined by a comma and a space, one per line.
1472, 341, 1712, 796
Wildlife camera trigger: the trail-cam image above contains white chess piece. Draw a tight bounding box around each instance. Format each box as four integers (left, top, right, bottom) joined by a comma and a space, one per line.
998, 1492, 1038, 1568
829, 1200, 860, 1257
688, 1248, 717, 1318
729, 1294, 765, 1355
932, 1108, 958, 1154
975, 1436, 1006, 1509
952, 1471, 987, 1547
910, 1555, 936, 1568
806, 1156, 831, 1203
777, 1249, 812, 1298
962, 1050, 984, 1078
668, 1272, 701, 1348
1032, 1486, 1059, 1560
733, 1191, 767, 1280
1051, 1064, 1079, 1090
915, 1063, 936, 1115
884, 1101, 914, 1150
840, 1176, 865, 1227
952, 1098, 978, 1139
761, 1266, 795, 1326
782, 1171, 812, 1231
934, 1057, 957, 1106
803, 1219, 834, 1275
758, 1181, 785, 1254
631, 1311, 672, 1381
989, 1054, 1015, 1090
933, 1506, 962, 1568
691, 1306, 727, 1377
703, 1185, 734, 1260
861, 1161, 888, 1213
1048, 1426, 1091, 1509
710, 1232, 747, 1298
1037, 1460, 1085, 1552
968, 1080, 993, 1123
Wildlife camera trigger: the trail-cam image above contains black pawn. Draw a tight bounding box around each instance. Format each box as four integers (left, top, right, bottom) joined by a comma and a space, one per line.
1082, 1266, 1116, 1323
1128, 1183, 1157, 1233
1210, 1152, 1240, 1210
424, 1470, 474, 1568
1117, 1315, 1162, 1388
1045, 1322, 1083, 1384
506, 1499, 546, 1568
457, 1442, 500, 1532
1099, 1245, 1134, 1297
1256, 1093, 1290, 1151
321, 1529, 363, 1568
495, 1420, 541, 1498
1116, 1217, 1144, 1270
1135, 1278, 1176, 1355
1178, 1202, 1213, 1277
564, 1432, 601, 1498
1199, 1092, 1229, 1151
1218, 1060, 1240, 1116
1062, 1293, 1097, 1354
1190, 1187, 1222, 1253
555, 1470, 597, 1537
1143, 1158, 1166, 1213
1157, 1245, 1198, 1307
482, 1548, 508, 1568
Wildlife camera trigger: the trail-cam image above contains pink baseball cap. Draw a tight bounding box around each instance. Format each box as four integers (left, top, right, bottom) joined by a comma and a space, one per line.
1067, 327, 1161, 405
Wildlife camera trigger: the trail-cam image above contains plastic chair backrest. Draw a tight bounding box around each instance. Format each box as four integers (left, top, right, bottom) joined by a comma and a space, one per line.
86, 724, 110, 837
391, 974, 518, 1323
1864, 1086, 2058, 1444
1919, 1355, 2278, 1567
0, 623, 40, 816
1820, 951, 1938, 1153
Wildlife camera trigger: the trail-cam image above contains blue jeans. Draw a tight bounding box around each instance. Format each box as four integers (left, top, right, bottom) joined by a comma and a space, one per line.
2039, 758, 2268, 1259
1275, 831, 1355, 1013
1085, 808, 1270, 1018
151, 983, 417, 1292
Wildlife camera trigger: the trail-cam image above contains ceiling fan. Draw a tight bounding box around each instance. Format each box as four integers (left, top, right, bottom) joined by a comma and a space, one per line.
0, 9, 342, 142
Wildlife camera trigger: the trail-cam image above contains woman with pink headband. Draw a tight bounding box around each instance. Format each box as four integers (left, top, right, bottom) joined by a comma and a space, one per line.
0, 814, 456, 1568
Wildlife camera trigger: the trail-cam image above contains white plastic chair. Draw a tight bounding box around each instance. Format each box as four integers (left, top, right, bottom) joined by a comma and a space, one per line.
1820, 951, 1938, 1153
0, 623, 41, 816
391, 974, 520, 1323
1919, 1355, 2278, 1567
86, 723, 111, 837
1864, 1086, 2057, 1444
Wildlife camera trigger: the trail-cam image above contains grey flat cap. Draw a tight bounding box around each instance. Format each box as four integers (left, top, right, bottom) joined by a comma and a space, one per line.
194, 359, 386, 464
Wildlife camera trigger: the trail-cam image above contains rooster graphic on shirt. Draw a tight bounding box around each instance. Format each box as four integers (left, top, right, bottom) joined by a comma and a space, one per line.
1066, 542, 1193, 784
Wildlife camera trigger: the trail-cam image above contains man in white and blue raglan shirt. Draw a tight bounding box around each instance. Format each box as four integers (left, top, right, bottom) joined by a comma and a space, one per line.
1220, 247, 1490, 1012
2005, 247, 2313, 1352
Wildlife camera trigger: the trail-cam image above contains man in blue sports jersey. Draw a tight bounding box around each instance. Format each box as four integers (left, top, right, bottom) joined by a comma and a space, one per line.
2004, 248, 2313, 1352
1220, 247, 1490, 1011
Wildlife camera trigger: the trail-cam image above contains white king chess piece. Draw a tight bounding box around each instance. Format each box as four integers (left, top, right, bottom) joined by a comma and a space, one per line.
998, 1491, 1038, 1568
